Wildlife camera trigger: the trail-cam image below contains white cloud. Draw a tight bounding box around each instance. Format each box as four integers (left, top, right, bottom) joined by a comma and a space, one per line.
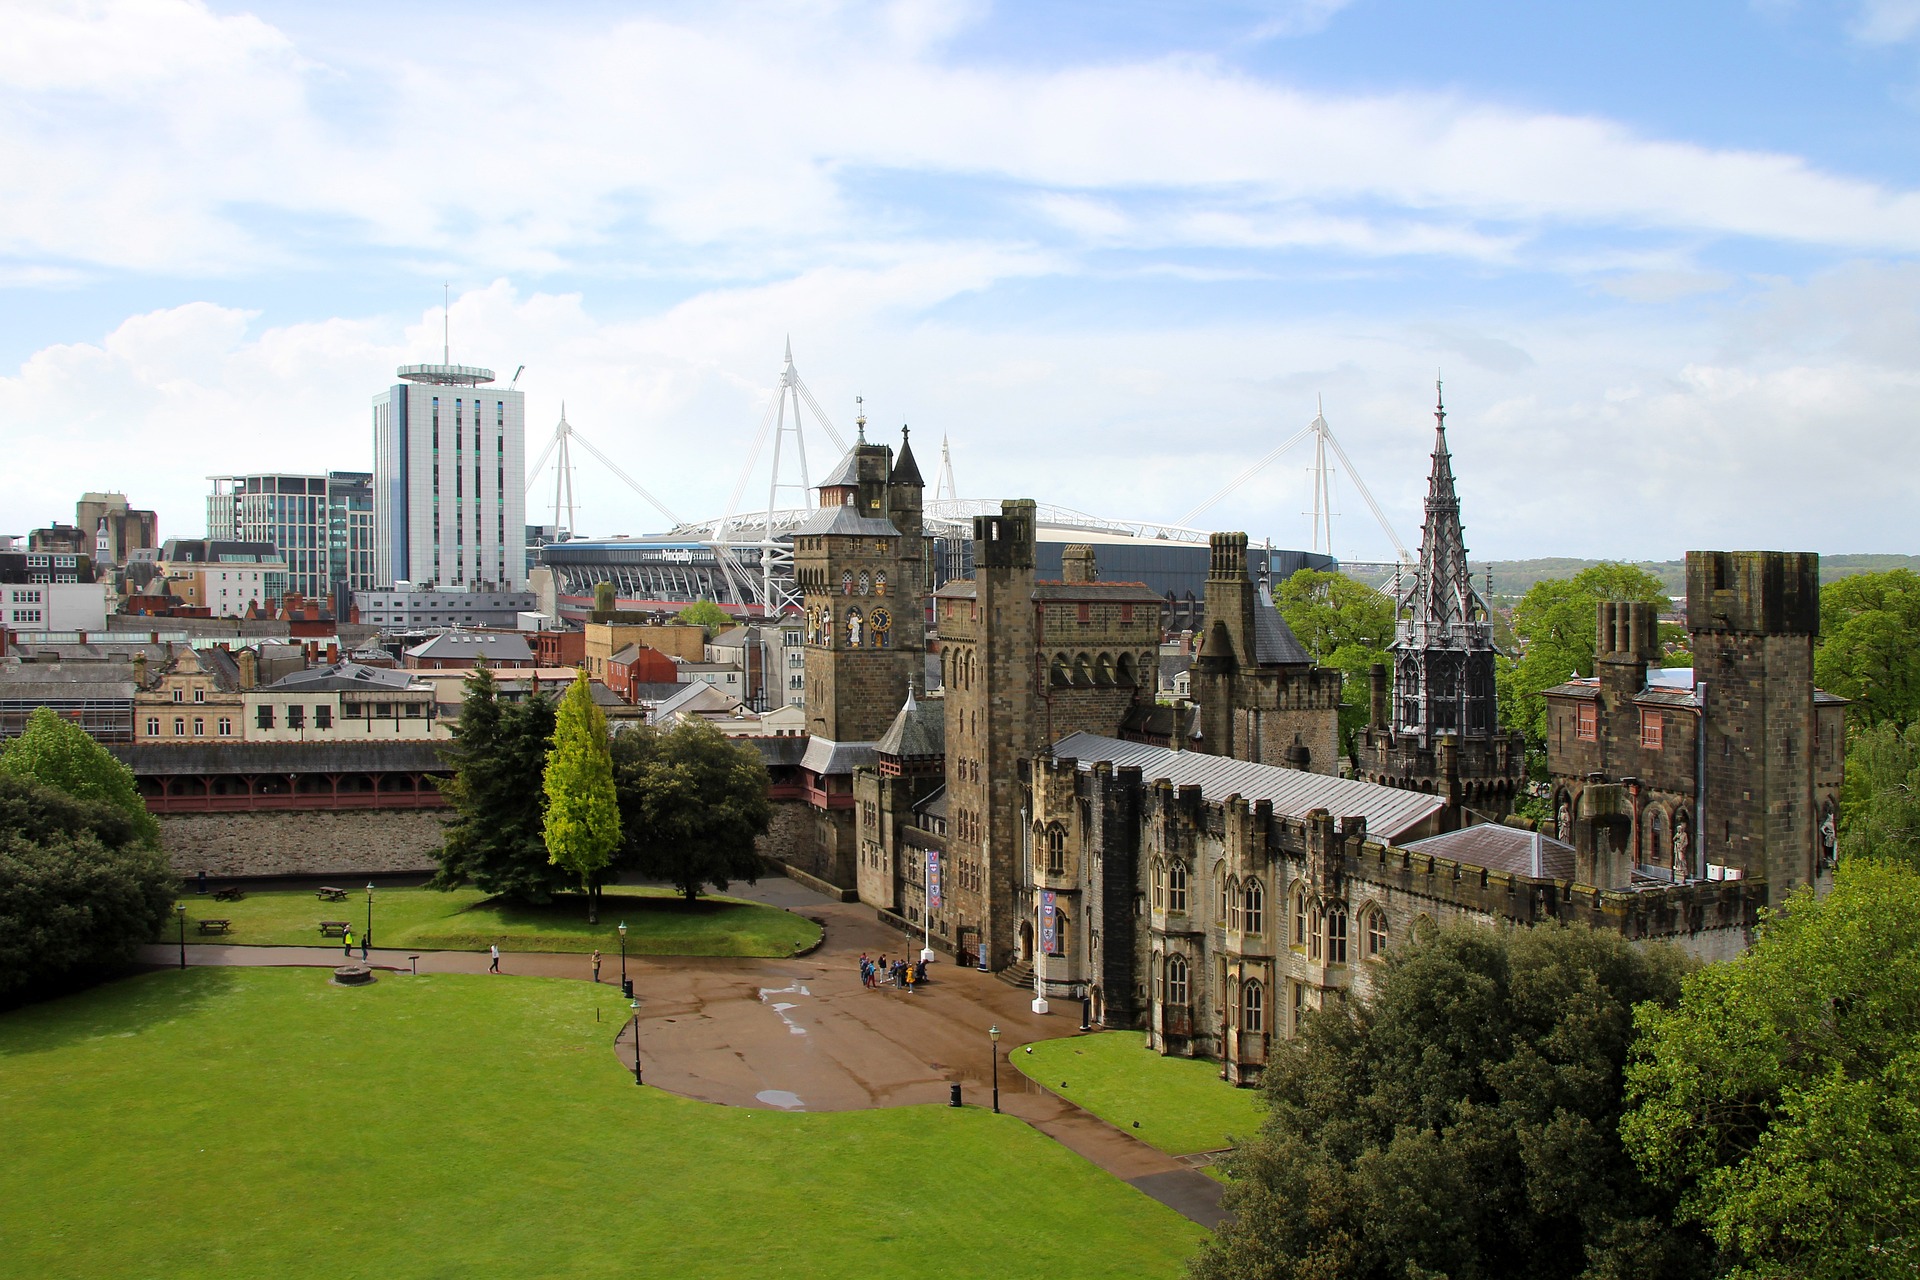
1850, 0, 1920, 43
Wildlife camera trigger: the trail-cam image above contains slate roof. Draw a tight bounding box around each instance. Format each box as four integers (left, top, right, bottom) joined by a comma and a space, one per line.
654, 682, 742, 720
875, 690, 944, 759
1047, 731, 1447, 842
406, 631, 533, 663
915, 785, 948, 821
266, 662, 419, 693
110, 741, 448, 776
1252, 590, 1313, 665
1401, 823, 1576, 881
819, 447, 862, 489
890, 432, 923, 486
800, 736, 877, 776
788, 505, 901, 538
0, 662, 139, 700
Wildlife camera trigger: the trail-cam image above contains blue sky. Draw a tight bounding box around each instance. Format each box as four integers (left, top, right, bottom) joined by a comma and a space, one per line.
4, 0, 1919, 560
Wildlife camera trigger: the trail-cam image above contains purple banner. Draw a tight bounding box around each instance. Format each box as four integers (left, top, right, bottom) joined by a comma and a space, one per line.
927, 849, 942, 910
1040, 890, 1057, 954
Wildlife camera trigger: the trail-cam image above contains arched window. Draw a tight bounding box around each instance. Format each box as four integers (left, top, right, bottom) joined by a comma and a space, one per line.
1293, 885, 1309, 946
1226, 877, 1241, 931
1366, 908, 1389, 957
1242, 980, 1264, 1034
1116, 653, 1136, 686
1045, 823, 1066, 875
1151, 860, 1165, 910
1051, 654, 1072, 688
1308, 906, 1324, 961
874, 571, 887, 596
1328, 906, 1349, 964
1167, 862, 1188, 913
1165, 953, 1189, 1006
1215, 864, 1228, 920
1073, 654, 1093, 687
1095, 653, 1115, 686
1646, 808, 1667, 872
1243, 879, 1264, 935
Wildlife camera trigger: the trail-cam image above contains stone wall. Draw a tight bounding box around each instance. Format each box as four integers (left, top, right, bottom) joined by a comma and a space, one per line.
755, 799, 813, 869
160, 809, 446, 877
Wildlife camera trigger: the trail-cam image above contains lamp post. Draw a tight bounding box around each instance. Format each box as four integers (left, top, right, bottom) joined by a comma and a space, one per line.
989, 1024, 1001, 1114
618, 922, 629, 997
629, 997, 643, 1085
175, 902, 186, 969
365, 881, 375, 952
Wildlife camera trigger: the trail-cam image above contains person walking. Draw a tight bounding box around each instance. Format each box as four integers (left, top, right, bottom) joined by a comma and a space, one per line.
592, 950, 603, 984
342, 927, 354, 958
360, 930, 369, 960
488, 944, 501, 973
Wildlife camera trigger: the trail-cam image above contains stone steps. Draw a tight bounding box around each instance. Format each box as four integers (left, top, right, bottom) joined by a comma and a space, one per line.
996, 959, 1034, 989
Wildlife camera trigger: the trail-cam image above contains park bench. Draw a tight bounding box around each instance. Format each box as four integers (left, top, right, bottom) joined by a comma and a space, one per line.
315, 887, 348, 902
318, 921, 350, 939
213, 886, 245, 903
197, 919, 232, 936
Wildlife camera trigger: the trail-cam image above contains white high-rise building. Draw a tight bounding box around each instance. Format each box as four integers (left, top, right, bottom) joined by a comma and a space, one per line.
373, 362, 526, 590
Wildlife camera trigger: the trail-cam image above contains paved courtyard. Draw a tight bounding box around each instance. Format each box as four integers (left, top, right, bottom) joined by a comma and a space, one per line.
141, 873, 1228, 1227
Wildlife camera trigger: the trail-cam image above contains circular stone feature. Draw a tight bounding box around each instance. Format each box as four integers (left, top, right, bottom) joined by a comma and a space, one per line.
332, 965, 376, 986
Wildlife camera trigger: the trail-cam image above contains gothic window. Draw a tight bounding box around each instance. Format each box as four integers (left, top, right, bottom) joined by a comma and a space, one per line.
1073, 654, 1093, 687
1165, 954, 1189, 1007
1045, 823, 1066, 875
1095, 653, 1115, 685
874, 571, 887, 596
1151, 860, 1164, 909
1328, 906, 1349, 964
1646, 809, 1667, 871
858, 572, 871, 596
1167, 862, 1188, 913
1116, 653, 1136, 686
1050, 655, 1071, 688
1292, 885, 1309, 946
1365, 907, 1389, 956
1308, 906, 1323, 961
841, 571, 854, 595
1242, 980, 1264, 1034
1225, 877, 1240, 931
1243, 880, 1264, 935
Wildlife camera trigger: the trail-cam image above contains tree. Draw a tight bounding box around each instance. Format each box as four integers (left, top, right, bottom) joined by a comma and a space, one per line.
0, 705, 158, 848
1813, 569, 1920, 730
431, 665, 569, 902
611, 719, 772, 901
1500, 564, 1672, 749
1622, 862, 1920, 1280
0, 771, 176, 1002
674, 599, 733, 638
1274, 569, 1396, 756
1835, 721, 1920, 867
1192, 921, 1703, 1280
543, 672, 620, 921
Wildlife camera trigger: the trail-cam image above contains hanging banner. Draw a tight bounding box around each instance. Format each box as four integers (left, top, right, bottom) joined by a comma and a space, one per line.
926, 849, 942, 910
1040, 890, 1057, 955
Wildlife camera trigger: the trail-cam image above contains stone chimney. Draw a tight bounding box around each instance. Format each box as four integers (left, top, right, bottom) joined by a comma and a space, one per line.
1061, 544, 1097, 584
132, 651, 148, 688
237, 648, 257, 690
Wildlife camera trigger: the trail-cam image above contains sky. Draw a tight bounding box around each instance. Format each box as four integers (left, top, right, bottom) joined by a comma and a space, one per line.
3, 0, 1919, 563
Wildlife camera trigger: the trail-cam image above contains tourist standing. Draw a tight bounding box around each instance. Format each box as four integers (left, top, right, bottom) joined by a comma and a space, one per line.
342, 928, 354, 958
592, 950, 603, 983
489, 944, 501, 973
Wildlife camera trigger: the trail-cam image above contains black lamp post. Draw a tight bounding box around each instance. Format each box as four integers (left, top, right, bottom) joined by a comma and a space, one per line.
365, 881, 375, 952
989, 1024, 1001, 1113
629, 997, 643, 1085
175, 902, 186, 969
618, 921, 628, 996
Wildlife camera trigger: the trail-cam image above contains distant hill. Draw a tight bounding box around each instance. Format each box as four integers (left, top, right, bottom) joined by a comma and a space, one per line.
1469, 555, 1920, 600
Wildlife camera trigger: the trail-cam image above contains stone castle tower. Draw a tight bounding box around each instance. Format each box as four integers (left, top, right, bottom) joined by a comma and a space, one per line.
791, 424, 926, 885
1354, 386, 1524, 821
1190, 531, 1343, 773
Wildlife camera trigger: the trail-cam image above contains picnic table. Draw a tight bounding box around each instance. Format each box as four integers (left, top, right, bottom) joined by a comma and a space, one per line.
213, 886, 245, 903
315, 887, 348, 902
197, 919, 233, 936
318, 921, 350, 939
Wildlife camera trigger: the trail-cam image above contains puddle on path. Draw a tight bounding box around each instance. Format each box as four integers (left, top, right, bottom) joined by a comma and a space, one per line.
757, 981, 811, 1036
756, 1089, 805, 1110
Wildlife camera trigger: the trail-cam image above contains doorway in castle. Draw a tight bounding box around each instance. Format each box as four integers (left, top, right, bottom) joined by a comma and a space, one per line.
1018, 921, 1034, 964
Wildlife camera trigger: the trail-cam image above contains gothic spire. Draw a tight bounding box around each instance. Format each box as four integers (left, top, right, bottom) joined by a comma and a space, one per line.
1406, 378, 1481, 637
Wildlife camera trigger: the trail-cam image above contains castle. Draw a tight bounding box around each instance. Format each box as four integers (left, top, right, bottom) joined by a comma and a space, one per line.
786, 399, 1840, 1078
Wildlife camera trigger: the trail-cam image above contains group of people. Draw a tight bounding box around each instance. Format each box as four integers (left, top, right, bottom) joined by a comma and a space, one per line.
860, 952, 929, 991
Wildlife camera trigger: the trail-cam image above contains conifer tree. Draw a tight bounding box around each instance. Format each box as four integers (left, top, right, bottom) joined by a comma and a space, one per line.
543, 671, 620, 921
433, 664, 568, 902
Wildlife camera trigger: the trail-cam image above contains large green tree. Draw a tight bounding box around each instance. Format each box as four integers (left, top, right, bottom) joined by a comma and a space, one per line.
1192, 922, 1703, 1280
674, 599, 733, 638
1813, 568, 1920, 730
1498, 564, 1673, 749
611, 719, 771, 901
543, 673, 620, 922
1274, 569, 1396, 757
0, 771, 175, 1002
0, 705, 158, 848
431, 665, 569, 903
1835, 720, 1920, 867
1622, 861, 1920, 1280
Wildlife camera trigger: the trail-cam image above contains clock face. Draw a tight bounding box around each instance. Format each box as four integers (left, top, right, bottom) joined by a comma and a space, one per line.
870, 608, 891, 632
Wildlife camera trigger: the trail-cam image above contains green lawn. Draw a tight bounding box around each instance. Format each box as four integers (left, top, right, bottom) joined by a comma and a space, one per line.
162, 885, 820, 957
1015, 1031, 1265, 1158
0, 970, 1204, 1279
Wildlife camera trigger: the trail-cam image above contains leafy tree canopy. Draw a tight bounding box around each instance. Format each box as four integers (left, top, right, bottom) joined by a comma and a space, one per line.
0, 771, 175, 1001
674, 600, 734, 638
1193, 921, 1702, 1280
1622, 861, 1920, 1280
0, 705, 158, 847
1835, 720, 1920, 867
1813, 568, 1920, 730
1498, 564, 1671, 747
611, 719, 772, 901
543, 673, 621, 921
1274, 569, 1395, 756
431, 665, 570, 902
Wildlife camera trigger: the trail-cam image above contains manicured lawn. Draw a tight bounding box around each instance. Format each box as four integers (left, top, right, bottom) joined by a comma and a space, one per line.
1015, 1031, 1265, 1158
0, 970, 1204, 1279
161, 885, 820, 957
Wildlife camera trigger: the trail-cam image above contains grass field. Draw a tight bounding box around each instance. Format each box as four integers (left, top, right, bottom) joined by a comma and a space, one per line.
161, 885, 821, 957
1015, 1031, 1265, 1158
0, 970, 1204, 1279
